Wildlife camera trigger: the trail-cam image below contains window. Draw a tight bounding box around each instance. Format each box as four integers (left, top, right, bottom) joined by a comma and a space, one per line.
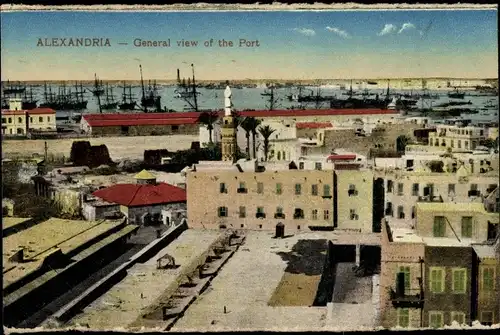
218, 206, 228, 217
315, 162, 322, 170
387, 180, 393, 193
451, 312, 465, 325
470, 183, 478, 191
412, 183, 419, 196
239, 206, 246, 218
297, 225, 300, 230
429, 311, 444, 328
219, 182, 227, 193
311, 184, 318, 196
461, 217, 473, 238
276, 183, 282, 195
452, 268, 467, 293
450, 139, 454, 148
429, 267, 445, 293
411, 206, 416, 219
397, 206, 405, 219
433, 216, 446, 237
397, 308, 410, 328
350, 209, 358, 220
1, 118, 6, 123
257, 207, 265, 214
294, 208, 304, 219
29, 117, 33, 123
18, 117, 22, 123
481, 267, 495, 292
464, 141, 469, 149
348, 184, 358, 196
323, 210, 330, 220
47, 116, 51, 122
237, 182, 247, 193
295, 183, 301, 195
299, 162, 304, 170
171, 125, 179, 131
277, 151, 281, 160
257, 182, 264, 194
39, 116, 43, 122
312, 209, 318, 220
398, 266, 411, 290
457, 140, 461, 149
397, 183, 404, 195
480, 311, 494, 326
8, 117, 12, 123
323, 185, 331, 197
448, 184, 455, 195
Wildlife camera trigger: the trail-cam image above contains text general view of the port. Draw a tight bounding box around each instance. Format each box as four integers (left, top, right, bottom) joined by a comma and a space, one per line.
1, 6, 499, 334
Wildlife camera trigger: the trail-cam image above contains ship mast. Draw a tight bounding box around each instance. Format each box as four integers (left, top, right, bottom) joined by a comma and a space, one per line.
191, 64, 199, 112
139, 64, 146, 112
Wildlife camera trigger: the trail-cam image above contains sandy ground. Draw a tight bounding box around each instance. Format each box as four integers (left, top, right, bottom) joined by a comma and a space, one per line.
268, 273, 322, 307
2, 135, 198, 161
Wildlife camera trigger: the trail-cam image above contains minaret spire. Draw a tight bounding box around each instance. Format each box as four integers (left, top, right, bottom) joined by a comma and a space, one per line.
221, 84, 237, 163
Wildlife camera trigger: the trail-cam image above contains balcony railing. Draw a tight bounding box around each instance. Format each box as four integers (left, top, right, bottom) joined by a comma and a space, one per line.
256, 213, 266, 219
468, 190, 481, 197
417, 195, 443, 203
389, 288, 424, 308
274, 213, 286, 219
237, 188, 248, 194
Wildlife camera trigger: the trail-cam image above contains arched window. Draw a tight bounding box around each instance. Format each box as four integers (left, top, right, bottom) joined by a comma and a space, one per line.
277, 151, 281, 160
18, 117, 22, 123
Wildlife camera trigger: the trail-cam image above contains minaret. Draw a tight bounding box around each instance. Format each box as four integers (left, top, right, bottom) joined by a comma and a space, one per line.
221, 85, 237, 162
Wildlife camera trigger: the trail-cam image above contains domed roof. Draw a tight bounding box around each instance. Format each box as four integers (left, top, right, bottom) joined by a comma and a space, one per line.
134, 169, 156, 180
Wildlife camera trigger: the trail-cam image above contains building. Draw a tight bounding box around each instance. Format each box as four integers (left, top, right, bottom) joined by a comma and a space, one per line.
1, 108, 56, 136
90, 170, 187, 226
377, 166, 499, 228
80, 113, 200, 136
380, 197, 499, 329
428, 124, 487, 152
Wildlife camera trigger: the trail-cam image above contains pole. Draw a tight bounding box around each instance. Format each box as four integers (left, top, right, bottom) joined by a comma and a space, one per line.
44, 141, 48, 161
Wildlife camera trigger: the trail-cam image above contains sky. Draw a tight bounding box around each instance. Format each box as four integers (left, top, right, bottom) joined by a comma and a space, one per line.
0, 10, 498, 81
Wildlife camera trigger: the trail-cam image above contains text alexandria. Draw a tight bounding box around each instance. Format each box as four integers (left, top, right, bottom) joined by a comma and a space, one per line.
37, 38, 111, 47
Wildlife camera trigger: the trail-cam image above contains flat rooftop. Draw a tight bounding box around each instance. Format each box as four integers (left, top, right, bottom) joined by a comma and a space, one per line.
473, 244, 499, 260
171, 231, 379, 332
68, 229, 224, 330
2, 218, 123, 289
2, 217, 32, 231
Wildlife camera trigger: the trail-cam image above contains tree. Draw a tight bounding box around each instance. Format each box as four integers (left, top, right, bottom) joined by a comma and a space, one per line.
197, 111, 219, 143
241, 117, 259, 158
245, 117, 262, 159
396, 135, 412, 153
258, 125, 276, 161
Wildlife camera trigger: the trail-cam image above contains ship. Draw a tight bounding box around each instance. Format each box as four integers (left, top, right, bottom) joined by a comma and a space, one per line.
448, 88, 465, 99
39, 82, 60, 109
101, 84, 118, 110
90, 73, 105, 113
2, 80, 26, 95
21, 85, 38, 110
69, 82, 88, 110
118, 82, 137, 110
176, 64, 200, 112
139, 65, 162, 112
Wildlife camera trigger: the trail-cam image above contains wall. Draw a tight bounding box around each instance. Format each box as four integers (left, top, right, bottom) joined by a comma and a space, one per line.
323, 123, 421, 157
28, 114, 56, 131
423, 246, 474, 327
415, 204, 497, 243
2, 113, 27, 136
379, 220, 425, 329
82, 203, 120, 221
335, 169, 374, 233
126, 202, 186, 225
477, 256, 500, 325
89, 124, 198, 137
52, 188, 82, 217
187, 169, 335, 231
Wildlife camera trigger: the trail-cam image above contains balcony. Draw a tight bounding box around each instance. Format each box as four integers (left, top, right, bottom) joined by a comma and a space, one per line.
274, 213, 286, 219
237, 188, 248, 194
389, 288, 424, 308
417, 195, 443, 203
256, 212, 266, 219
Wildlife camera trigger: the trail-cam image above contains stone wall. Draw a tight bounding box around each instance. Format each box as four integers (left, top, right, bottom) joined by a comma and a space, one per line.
126, 202, 187, 225
323, 124, 422, 157
90, 124, 198, 137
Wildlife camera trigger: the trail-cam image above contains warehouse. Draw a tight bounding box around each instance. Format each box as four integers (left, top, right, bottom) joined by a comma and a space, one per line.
80, 112, 200, 136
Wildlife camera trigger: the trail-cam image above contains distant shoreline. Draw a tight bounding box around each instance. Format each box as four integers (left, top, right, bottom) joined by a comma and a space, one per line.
1, 78, 498, 86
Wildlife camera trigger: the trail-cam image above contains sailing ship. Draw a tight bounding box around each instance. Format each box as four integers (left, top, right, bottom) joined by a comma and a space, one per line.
118, 82, 137, 110
2, 80, 26, 95
177, 64, 200, 112
21, 85, 38, 110
39, 82, 59, 109
448, 87, 465, 99
69, 82, 88, 110
139, 65, 162, 112
101, 84, 118, 110
90, 73, 105, 113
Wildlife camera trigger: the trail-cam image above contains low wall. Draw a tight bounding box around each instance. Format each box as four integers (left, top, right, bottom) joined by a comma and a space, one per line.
52, 221, 188, 323
313, 240, 336, 306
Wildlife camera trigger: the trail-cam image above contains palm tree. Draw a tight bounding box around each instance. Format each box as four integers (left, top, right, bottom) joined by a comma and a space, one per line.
197, 111, 219, 143
258, 125, 276, 161
240, 118, 253, 158
241, 117, 261, 159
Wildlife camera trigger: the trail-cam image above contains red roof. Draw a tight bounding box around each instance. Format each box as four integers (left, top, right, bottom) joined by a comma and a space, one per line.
327, 154, 357, 161
296, 122, 333, 129
82, 109, 395, 128
1, 108, 56, 115
92, 182, 186, 207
